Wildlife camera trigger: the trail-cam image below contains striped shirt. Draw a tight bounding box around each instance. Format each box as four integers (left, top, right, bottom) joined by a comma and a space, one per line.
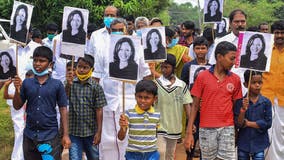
69, 78, 107, 137
125, 105, 160, 152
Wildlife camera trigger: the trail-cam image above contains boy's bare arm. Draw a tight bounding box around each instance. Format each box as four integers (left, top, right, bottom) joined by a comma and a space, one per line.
59, 107, 71, 149
12, 76, 24, 110
93, 107, 103, 145
118, 114, 128, 140
184, 96, 200, 150
237, 98, 248, 126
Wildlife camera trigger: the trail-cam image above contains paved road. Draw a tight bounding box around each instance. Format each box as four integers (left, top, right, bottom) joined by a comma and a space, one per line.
62, 143, 200, 160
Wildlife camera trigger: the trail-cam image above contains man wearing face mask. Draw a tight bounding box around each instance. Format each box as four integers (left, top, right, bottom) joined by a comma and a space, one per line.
42, 22, 58, 50
87, 6, 119, 59
92, 18, 151, 160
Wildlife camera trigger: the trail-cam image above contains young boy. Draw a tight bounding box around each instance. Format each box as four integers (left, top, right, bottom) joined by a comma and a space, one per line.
118, 79, 160, 160
155, 54, 193, 160
65, 54, 107, 160
13, 46, 71, 159
181, 36, 210, 86
181, 36, 211, 160
186, 41, 243, 160
234, 70, 272, 159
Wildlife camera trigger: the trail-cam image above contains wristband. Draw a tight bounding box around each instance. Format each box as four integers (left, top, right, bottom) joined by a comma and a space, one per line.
240, 107, 246, 113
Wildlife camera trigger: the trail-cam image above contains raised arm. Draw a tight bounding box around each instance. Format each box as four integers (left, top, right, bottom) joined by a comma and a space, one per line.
12, 76, 24, 110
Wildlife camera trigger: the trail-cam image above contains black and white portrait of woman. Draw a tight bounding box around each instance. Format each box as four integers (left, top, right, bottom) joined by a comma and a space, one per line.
189, 65, 210, 88
61, 7, 89, 58
10, 1, 33, 44
62, 9, 87, 44
215, 17, 228, 38
0, 51, 16, 80
240, 32, 273, 71
109, 36, 138, 81
143, 27, 166, 61
204, 0, 223, 23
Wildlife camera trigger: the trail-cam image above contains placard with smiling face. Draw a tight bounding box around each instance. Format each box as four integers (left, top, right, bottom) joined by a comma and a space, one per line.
141, 27, 166, 62
109, 35, 141, 82
0, 49, 16, 81
238, 31, 274, 72
203, 0, 223, 23
61, 6, 89, 58
10, 1, 34, 44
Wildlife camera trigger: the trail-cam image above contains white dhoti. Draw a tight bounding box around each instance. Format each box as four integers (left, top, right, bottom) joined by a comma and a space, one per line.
10, 105, 25, 160
266, 99, 284, 160
99, 108, 128, 160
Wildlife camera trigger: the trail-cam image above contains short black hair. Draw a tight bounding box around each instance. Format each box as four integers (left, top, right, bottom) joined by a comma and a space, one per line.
164, 54, 176, 68
247, 26, 259, 32
25, 69, 34, 77
215, 41, 237, 60
150, 17, 163, 25
165, 26, 176, 38
271, 20, 284, 33
33, 46, 53, 62
229, 9, 247, 23
181, 20, 195, 30
124, 15, 135, 22
258, 22, 268, 29
202, 27, 215, 42
135, 80, 158, 96
66, 61, 77, 68
31, 28, 42, 39
193, 36, 209, 48
46, 22, 58, 32
244, 70, 262, 83
77, 54, 94, 68
87, 23, 96, 34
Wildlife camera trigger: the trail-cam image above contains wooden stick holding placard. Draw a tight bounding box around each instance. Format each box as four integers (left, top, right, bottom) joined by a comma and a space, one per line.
246, 69, 253, 99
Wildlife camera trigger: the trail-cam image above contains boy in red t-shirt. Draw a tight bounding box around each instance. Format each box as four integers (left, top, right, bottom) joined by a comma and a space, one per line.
185, 41, 242, 160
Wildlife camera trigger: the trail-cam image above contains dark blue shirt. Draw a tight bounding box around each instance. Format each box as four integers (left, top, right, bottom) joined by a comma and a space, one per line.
20, 76, 68, 141
234, 95, 272, 153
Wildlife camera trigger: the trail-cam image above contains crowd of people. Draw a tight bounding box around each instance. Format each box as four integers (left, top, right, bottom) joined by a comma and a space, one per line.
0, 4, 284, 160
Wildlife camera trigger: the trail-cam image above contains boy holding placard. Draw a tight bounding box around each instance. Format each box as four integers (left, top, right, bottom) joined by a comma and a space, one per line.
234, 70, 272, 160
65, 54, 107, 160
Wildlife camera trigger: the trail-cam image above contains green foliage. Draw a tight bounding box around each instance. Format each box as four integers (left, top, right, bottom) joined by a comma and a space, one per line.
169, 2, 200, 27
0, 0, 170, 33
223, 0, 284, 27
0, 88, 14, 160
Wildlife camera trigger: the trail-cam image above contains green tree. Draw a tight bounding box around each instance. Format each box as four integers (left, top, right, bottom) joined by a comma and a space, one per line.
0, 0, 170, 33
169, 2, 200, 27
223, 0, 284, 27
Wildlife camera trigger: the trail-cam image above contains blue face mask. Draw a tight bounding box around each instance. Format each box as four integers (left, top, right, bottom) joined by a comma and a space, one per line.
32, 67, 49, 76
111, 31, 124, 35
47, 34, 55, 41
104, 17, 115, 28
167, 37, 179, 48
136, 30, 142, 37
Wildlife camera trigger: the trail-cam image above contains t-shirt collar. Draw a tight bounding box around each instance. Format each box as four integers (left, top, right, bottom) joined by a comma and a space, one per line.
135, 105, 155, 114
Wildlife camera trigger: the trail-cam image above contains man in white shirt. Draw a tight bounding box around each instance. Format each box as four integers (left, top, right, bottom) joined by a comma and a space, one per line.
208, 9, 247, 95
90, 17, 151, 159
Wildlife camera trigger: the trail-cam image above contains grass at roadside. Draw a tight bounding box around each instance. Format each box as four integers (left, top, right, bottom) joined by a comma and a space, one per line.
0, 88, 13, 160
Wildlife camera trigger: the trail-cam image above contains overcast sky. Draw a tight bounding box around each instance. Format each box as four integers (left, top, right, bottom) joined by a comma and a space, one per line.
174, 0, 204, 8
